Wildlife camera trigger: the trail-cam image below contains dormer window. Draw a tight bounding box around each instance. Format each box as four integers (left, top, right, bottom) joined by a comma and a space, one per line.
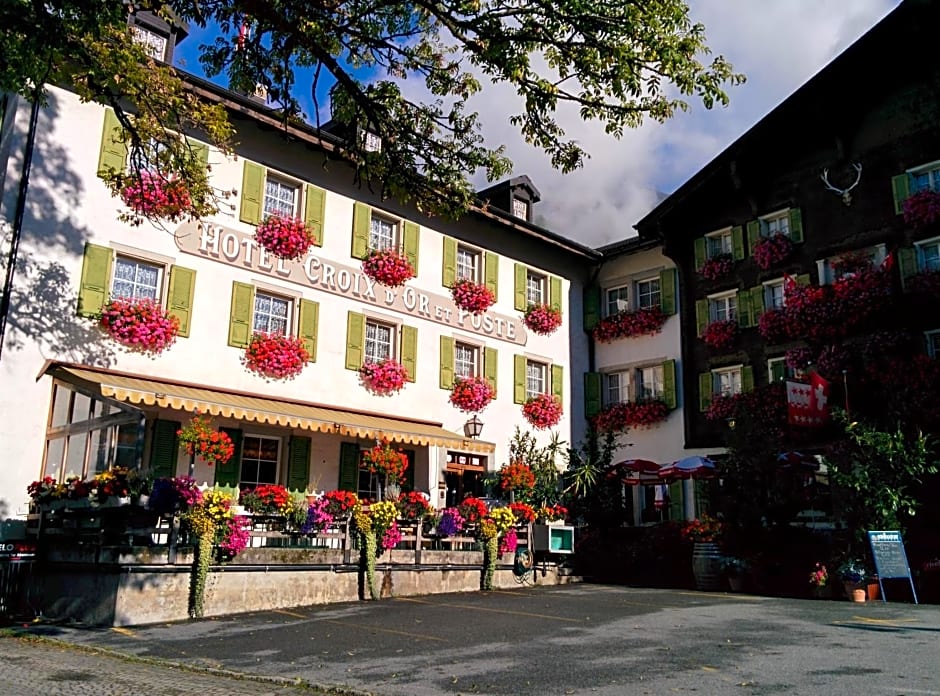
512, 198, 528, 220
131, 25, 168, 61
363, 130, 382, 153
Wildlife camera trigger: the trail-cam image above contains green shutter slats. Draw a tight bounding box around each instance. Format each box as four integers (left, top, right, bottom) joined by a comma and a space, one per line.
898, 246, 917, 290
584, 372, 602, 418
662, 359, 677, 410
400, 325, 418, 383
549, 276, 563, 311
442, 237, 457, 288
788, 207, 804, 243
97, 109, 128, 176
583, 285, 601, 331
513, 354, 526, 404
770, 360, 785, 383
149, 419, 180, 479
737, 290, 752, 328
228, 281, 254, 348
338, 442, 360, 492
484, 252, 499, 299
239, 161, 265, 225
698, 372, 713, 412
668, 481, 683, 521
551, 364, 564, 402
304, 184, 326, 247
77, 243, 113, 317
746, 220, 761, 255
731, 226, 745, 260
695, 298, 709, 336
750, 286, 765, 325
298, 299, 319, 362
403, 221, 420, 274
484, 347, 498, 397
439, 336, 455, 389
287, 436, 311, 493
514, 263, 527, 311
693, 237, 706, 271
742, 366, 754, 392
215, 428, 242, 486
351, 202, 371, 259
188, 138, 209, 171
167, 265, 196, 338
891, 174, 911, 215
345, 311, 366, 370
659, 268, 677, 316
796, 273, 811, 286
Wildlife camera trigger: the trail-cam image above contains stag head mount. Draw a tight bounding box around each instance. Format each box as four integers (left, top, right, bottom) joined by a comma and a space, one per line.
821, 163, 862, 206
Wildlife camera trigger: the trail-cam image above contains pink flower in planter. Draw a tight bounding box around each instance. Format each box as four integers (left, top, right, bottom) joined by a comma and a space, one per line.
449, 376, 496, 413
699, 254, 734, 281
361, 249, 415, 287
522, 393, 563, 430
451, 278, 496, 314
360, 359, 409, 395
704, 393, 739, 422
757, 308, 790, 344
752, 234, 794, 270
254, 215, 317, 261
903, 190, 940, 228
593, 399, 669, 432
98, 297, 180, 354
120, 171, 192, 222
785, 347, 814, 374
243, 332, 309, 380
523, 303, 562, 336
701, 319, 738, 350
593, 306, 667, 343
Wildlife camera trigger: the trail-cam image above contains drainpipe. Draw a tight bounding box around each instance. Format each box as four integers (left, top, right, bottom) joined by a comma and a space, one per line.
0, 95, 41, 361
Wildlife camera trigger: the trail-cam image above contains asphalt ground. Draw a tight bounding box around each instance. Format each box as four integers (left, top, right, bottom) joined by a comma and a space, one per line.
5, 584, 940, 695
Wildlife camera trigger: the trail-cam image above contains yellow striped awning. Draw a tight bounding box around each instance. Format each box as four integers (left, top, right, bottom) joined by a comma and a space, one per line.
47, 364, 495, 453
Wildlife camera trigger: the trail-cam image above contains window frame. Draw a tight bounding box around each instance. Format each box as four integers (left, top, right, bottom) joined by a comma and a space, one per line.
512, 198, 528, 219
926, 330, 940, 358
816, 244, 886, 284
239, 433, 282, 488
262, 172, 301, 219
604, 370, 631, 406
707, 290, 738, 323
915, 236, 940, 273
525, 359, 548, 400
526, 270, 546, 306
705, 228, 733, 259
365, 318, 397, 364
635, 276, 661, 310
766, 357, 795, 382
252, 289, 294, 337
454, 340, 481, 379
760, 209, 791, 238
111, 254, 164, 302
636, 364, 665, 401
456, 244, 482, 283
910, 161, 940, 194
764, 278, 786, 310
369, 212, 399, 252
605, 285, 630, 317
130, 25, 168, 61
712, 365, 743, 397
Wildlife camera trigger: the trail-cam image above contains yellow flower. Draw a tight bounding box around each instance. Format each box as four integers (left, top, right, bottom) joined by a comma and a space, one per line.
488, 507, 516, 535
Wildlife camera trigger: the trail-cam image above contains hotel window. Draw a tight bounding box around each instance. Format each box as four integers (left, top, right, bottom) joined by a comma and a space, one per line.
456, 245, 481, 283
714, 366, 742, 397
926, 331, 940, 358
526, 270, 546, 306
636, 365, 665, 400
263, 175, 299, 218
636, 277, 661, 310
709, 292, 737, 322
512, 198, 528, 219
370, 214, 397, 252
526, 360, 547, 400
252, 291, 292, 336
817, 244, 885, 284
363, 130, 382, 153
706, 229, 733, 258
917, 237, 940, 272
605, 371, 630, 405
454, 342, 479, 379
765, 280, 786, 310
762, 211, 790, 237
767, 357, 796, 383
111, 255, 162, 301
911, 163, 940, 194
131, 25, 168, 61
605, 286, 629, 316
365, 320, 395, 363
239, 435, 280, 487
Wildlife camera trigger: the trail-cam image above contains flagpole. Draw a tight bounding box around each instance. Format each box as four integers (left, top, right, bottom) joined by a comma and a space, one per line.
842, 369, 850, 417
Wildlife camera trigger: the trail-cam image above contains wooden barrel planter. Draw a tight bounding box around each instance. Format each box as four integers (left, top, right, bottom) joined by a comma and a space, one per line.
692, 542, 723, 591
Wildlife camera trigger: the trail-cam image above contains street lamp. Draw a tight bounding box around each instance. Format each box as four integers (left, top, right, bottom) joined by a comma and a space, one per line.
463, 415, 484, 439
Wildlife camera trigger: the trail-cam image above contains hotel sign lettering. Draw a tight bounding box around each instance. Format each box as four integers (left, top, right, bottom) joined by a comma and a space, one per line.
175, 222, 528, 345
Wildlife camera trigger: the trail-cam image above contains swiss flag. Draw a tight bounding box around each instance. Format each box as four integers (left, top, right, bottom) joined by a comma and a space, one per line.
237, 20, 250, 51
786, 374, 831, 427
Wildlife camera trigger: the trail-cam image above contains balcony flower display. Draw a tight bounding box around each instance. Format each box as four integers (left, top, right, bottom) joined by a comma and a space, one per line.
785, 347, 814, 375
508, 501, 536, 524
359, 358, 409, 395
451, 278, 496, 314
99, 297, 180, 354
363, 437, 409, 485
703, 383, 787, 435
27, 476, 60, 506
593, 399, 669, 432
120, 171, 192, 223
902, 189, 940, 227
177, 413, 235, 466
244, 332, 309, 380
217, 516, 251, 559
449, 376, 496, 413
300, 497, 334, 534
703, 393, 738, 423
701, 319, 738, 350
907, 269, 940, 298
361, 248, 415, 287
398, 491, 432, 521
240, 484, 292, 515
593, 306, 667, 343
523, 303, 562, 336
254, 215, 317, 261
457, 496, 488, 525
537, 503, 568, 523
499, 527, 518, 555
522, 393, 563, 430
498, 461, 536, 497
699, 253, 734, 281
323, 490, 359, 518
436, 507, 466, 537
752, 233, 794, 270
757, 308, 790, 344
91, 466, 130, 501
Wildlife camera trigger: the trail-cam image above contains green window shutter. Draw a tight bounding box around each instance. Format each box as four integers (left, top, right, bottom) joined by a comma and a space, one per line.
584, 372, 602, 418
402, 221, 420, 274
149, 419, 181, 479
439, 336, 455, 389
551, 364, 564, 402
298, 299, 319, 362
742, 366, 754, 393
351, 202, 371, 259
188, 138, 209, 171
746, 220, 761, 255
695, 299, 709, 336
770, 360, 785, 383
442, 237, 457, 288
215, 428, 242, 486
97, 109, 128, 176
400, 325, 418, 383
239, 161, 265, 225
796, 273, 811, 286
304, 184, 326, 247
659, 269, 677, 316
345, 311, 366, 370
338, 442, 360, 492
287, 436, 311, 493
513, 264, 527, 311
167, 265, 196, 338
731, 226, 745, 261
549, 276, 563, 311
662, 359, 677, 410
788, 207, 804, 243
898, 246, 917, 290
737, 290, 752, 328
513, 355, 527, 404
583, 285, 601, 331
484, 252, 499, 299
892, 174, 911, 215
694, 237, 706, 271
228, 281, 254, 348
77, 243, 113, 317
484, 347, 498, 397
749, 286, 765, 324
698, 372, 713, 412
668, 481, 683, 521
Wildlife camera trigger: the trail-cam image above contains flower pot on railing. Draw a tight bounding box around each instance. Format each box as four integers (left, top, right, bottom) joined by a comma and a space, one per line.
692, 542, 724, 591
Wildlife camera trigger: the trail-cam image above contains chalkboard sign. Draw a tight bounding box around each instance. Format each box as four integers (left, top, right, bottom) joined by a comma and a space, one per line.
867, 530, 918, 604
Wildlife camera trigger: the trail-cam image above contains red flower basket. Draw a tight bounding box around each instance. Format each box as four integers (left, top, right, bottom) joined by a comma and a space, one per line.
254, 215, 317, 261
699, 254, 734, 281
451, 278, 496, 315
703, 393, 738, 422
508, 502, 536, 524
903, 190, 940, 227
522, 393, 563, 430
244, 332, 309, 380
120, 171, 192, 222
757, 308, 790, 344
752, 233, 794, 270
457, 497, 488, 524
363, 438, 409, 485
360, 359, 409, 395
593, 306, 667, 343
398, 491, 432, 521
523, 303, 562, 336
701, 319, 738, 350
449, 376, 496, 413
177, 414, 235, 466
593, 399, 669, 432
498, 462, 536, 495
361, 248, 416, 287
99, 297, 180, 354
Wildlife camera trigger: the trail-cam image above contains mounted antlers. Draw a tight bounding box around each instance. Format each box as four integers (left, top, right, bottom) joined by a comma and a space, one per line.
821, 163, 862, 205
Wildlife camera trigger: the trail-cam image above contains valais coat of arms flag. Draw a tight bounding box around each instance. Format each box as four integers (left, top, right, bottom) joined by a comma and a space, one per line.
786, 373, 831, 427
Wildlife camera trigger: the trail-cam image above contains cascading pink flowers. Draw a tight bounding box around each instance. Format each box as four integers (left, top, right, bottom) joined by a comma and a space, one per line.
120, 171, 192, 222
451, 278, 496, 314
701, 319, 738, 350
362, 248, 415, 287
593, 399, 669, 432
752, 233, 794, 270
592, 306, 667, 343
522, 393, 563, 429
699, 253, 734, 281
243, 332, 309, 379
360, 358, 409, 395
757, 308, 789, 344
902, 189, 940, 227
449, 376, 496, 412
254, 215, 317, 260
99, 297, 180, 354
523, 303, 563, 335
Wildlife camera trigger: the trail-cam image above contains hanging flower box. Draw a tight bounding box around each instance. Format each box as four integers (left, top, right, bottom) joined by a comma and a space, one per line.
360, 358, 408, 395
449, 376, 496, 413
243, 332, 309, 380
593, 399, 669, 432
699, 254, 734, 281
254, 215, 316, 261
907, 270, 940, 298
593, 306, 666, 343
99, 297, 180, 354
785, 347, 814, 374
522, 393, 563, 430
523, 303, 562, 336
364, 438, 410, 485
701, 319, 738, 350
177, 414, 235, 466
451, 278, 495, 314
361, 248, 415, 287
498, 462, 536, 496
703, 393, 739, 422
752, 233, 794, 270
902, 190, 940, 228
120, 171, 192, 222
757, 308, 790, 344
240, 484, 292, 515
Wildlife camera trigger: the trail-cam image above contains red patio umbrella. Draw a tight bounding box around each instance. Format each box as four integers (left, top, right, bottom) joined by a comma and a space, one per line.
606, 459, 661, 486
658, 456, 717, 481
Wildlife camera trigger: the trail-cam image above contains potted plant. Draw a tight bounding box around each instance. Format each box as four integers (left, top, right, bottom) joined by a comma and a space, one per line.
522, 393, 563, 430
359, 358, 409, 396
838, 558, 869, 601
701, 319, 738, 350
681, 515, 726, 591
361, 248, 416, 287
363, 438, 409, 497
177, 413, 236, 466
240, 484, 292, 516
498, 461, 536, 502
243, 331, 309, 380
523, 303, 562, 336
449, 376, 496, 413
808, 562, 830, 598
699, 253, 734, 280
451, 278, 496, 314
254, 214, 317, 260
120, 170, 192, 223
752, 233, 794, 270
98, 296, 180, 354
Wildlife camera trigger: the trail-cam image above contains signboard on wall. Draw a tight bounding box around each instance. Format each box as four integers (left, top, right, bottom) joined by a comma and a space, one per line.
867, 530, 918, 604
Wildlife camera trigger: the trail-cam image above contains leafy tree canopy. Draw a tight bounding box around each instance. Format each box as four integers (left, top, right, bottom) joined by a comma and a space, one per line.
3, 0, 743, 220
